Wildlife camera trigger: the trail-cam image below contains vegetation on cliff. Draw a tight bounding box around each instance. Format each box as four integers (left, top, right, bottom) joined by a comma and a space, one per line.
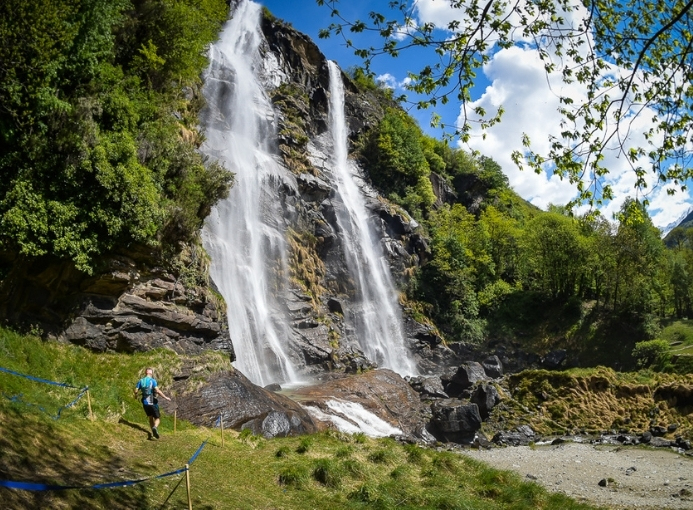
0, 0, 233, 274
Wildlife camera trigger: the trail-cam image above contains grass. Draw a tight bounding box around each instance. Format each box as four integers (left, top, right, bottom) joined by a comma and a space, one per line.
0, 328, 603, 509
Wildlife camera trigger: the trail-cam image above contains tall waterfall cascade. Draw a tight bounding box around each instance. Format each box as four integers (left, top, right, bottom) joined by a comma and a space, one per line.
326, 61, 417, 376
200, 0, 297, 387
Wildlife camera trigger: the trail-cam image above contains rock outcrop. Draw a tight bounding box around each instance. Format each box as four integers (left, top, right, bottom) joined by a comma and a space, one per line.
290, 369, 430, 439
168, 367, 317, 437
0, 246, 232, 358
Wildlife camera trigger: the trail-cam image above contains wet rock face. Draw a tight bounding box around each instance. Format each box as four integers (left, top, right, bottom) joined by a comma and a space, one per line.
168, 369, 317, 437
291, 369, 429, 439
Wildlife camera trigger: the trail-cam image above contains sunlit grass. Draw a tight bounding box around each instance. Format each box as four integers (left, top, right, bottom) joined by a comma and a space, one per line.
0, 328, 603, 509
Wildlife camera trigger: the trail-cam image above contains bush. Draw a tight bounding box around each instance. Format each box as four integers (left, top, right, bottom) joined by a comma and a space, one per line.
632, 339, 672, 370
278, 464, 309, 488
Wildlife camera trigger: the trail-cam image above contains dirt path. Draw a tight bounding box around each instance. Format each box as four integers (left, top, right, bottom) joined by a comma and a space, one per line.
460, 443, 693, 509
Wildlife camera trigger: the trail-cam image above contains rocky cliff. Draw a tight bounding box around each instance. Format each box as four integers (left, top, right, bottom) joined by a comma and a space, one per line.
0, 4, 452, 387
254, 13, 454, 377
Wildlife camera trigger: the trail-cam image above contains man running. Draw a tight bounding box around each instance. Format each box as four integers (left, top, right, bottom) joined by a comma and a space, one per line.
134, 367, 171, 439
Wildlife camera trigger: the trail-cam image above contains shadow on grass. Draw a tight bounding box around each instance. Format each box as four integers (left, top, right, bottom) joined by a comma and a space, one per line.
119, 417, 153, 439
0, 407, 151, 508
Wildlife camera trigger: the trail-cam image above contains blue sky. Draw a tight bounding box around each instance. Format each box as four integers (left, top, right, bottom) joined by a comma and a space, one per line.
260, 0, 693, 230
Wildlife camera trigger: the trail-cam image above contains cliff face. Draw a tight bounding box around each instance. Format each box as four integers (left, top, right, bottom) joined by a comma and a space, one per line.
0, 243, 233, 359
253, 15, 452, 376
0, 8, 454, 376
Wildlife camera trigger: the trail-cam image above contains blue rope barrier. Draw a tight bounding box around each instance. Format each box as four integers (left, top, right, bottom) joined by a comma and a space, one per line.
187, 440, 208, 465
0, 366, 89, 420
0, 442, 205, 492
0, 366, 82, 389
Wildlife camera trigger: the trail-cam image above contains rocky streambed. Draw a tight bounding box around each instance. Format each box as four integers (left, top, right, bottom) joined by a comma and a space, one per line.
461, 442, 693, 510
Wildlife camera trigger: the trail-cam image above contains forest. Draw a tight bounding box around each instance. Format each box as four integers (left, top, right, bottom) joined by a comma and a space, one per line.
351, 80, 693, 373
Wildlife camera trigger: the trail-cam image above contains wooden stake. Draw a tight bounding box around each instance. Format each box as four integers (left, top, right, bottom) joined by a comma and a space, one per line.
86, 389, 94, 421
185, 464, 193, 510
220, 414, 224, 448
174, 409, 177, 433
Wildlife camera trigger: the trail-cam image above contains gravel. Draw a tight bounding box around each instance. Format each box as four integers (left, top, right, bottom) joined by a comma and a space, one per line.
460, 443, 693, 509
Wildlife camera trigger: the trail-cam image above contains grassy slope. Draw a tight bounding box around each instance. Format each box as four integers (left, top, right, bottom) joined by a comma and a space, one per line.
0, 329, 601, 509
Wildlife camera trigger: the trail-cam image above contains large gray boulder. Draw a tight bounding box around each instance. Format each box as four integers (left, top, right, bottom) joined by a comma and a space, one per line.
471, 383, 501, 419
167, 369, 317, 437
481, 355, 503, 378
430, 400, 483, 443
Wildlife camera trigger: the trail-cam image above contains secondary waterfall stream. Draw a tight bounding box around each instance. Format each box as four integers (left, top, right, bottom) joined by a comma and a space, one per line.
326, 62, 417, 376
200, 0, 296, 387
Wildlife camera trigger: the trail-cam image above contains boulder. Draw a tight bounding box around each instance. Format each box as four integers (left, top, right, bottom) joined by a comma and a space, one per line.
291, 369, 428, 439
542, 349, 567, 369
407, 376, 449, 399
481, 355, 503, 378
168, 369, 317, 436
444, 362, 488, 396
241, 411, 304, 439
470, 383, 501, 419
430, 400, 483, 443
492, 425, 535, 446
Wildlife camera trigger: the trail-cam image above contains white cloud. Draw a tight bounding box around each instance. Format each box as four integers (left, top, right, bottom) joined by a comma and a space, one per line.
463, 45, 579, 209
413, 0, 459, 28
376, 73, 397, 89
376, 73, 414, 90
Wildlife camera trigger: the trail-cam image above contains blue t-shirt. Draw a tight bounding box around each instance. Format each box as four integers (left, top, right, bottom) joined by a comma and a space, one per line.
136, 376, 158, 405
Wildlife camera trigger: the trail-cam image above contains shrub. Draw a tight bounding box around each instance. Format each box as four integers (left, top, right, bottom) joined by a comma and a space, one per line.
296, 436, 313, 454
278, 465, 309, 488
632, 339, 672, 370
367, 448, 396, 464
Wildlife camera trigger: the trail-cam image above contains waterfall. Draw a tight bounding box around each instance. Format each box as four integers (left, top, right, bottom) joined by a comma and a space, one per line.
327, 61, 417, 376
200, 0, 297, 387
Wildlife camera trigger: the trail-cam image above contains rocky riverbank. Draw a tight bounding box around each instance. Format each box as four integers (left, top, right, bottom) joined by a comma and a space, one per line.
461, 442, 693, 509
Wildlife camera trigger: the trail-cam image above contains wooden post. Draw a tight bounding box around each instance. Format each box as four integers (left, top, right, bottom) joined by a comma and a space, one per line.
86, 389, 94, 421
220, 414, 224, 448
185, 464, 193, 510
174, 409, 177, 433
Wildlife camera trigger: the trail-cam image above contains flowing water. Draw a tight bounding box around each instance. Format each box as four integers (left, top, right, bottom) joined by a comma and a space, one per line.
304, 400, 403, 437
326, 61, 417, 376
199, 1, 416, 388
200, 0, 296, 387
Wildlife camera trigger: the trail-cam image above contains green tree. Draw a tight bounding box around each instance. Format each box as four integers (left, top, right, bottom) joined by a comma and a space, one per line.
0, 0, 231, 273
317, 0, 693, 207
522, 211, 588, 299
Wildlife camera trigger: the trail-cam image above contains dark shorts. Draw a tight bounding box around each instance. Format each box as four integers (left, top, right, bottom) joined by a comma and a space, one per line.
143, 403, 160, 419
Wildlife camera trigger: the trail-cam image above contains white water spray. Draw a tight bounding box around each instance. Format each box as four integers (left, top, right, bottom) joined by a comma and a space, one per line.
200, 0, 297, 387
327, 61, 417, 376
304, 400, 402, 437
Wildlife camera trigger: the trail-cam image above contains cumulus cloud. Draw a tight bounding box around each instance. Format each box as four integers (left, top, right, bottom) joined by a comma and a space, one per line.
376, 73, 397, 89
376, 73, 413, 90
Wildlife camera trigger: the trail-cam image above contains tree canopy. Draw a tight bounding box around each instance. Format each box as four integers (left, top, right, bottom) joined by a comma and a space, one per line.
317, 0, 693, 208
0, 0, 232, 273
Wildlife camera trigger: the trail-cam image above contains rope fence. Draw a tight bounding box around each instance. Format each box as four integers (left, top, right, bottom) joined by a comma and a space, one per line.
0, 366, 91, 420
0, 439, 208, 509
0, 366, 213, 508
